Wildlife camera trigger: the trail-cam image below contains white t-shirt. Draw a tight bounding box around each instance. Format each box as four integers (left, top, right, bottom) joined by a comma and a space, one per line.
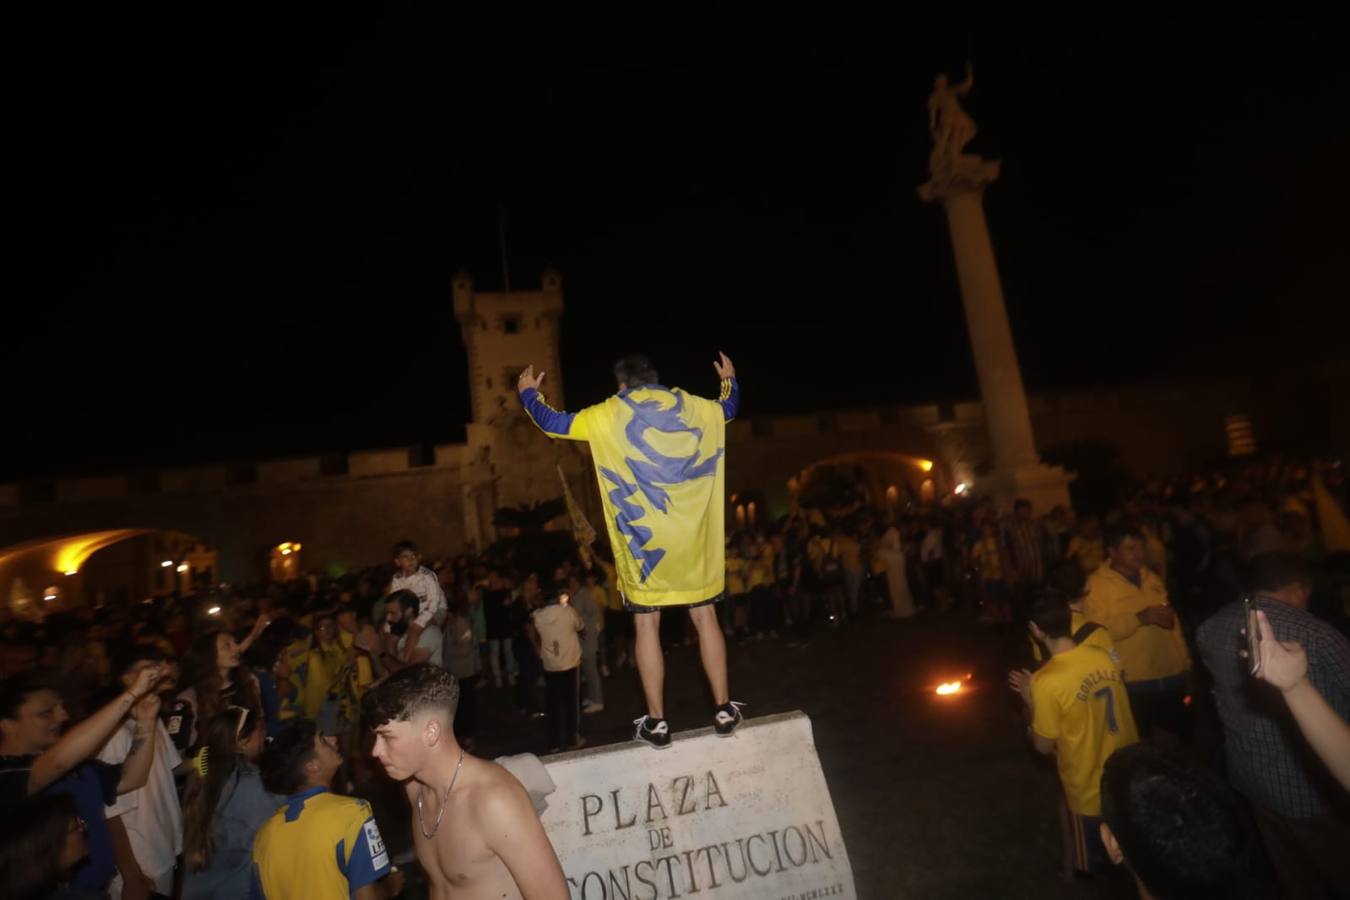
397, 624, 444, 667
389, 566, 447, 628
532, 604, 582, 672
99, 718, 183, 880
921, 528, 945, 562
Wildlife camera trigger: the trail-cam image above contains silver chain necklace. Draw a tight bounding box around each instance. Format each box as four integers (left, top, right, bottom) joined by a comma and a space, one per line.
415, 749, 464, 839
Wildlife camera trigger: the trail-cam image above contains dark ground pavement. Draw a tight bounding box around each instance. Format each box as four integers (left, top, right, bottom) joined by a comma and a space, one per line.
359, 611, 1277, 899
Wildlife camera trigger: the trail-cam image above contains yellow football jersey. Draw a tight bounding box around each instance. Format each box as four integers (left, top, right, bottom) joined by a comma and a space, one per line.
523, 380, 737, 608
251, 788, 388, 899
1031, 643, 1139, 815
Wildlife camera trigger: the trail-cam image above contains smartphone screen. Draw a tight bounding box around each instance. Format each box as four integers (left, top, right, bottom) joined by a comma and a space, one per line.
1243, 595, 1260, 675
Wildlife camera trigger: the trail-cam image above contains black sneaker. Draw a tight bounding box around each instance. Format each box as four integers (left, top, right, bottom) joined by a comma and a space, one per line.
714, 701, 746, 736
633, 715, 672, 749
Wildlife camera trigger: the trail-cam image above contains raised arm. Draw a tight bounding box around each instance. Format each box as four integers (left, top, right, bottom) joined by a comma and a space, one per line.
237, 614, 272, 657
26, 665, 162, 795
518, 366, 587, 440
713, 352, 739, 421
116, 693, 163, 794
1254, 610, 1350, 790
956, 61, 974, 93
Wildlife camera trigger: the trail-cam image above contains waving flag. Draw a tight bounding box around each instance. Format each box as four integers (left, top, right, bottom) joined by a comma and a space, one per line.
558, 463, 597, 568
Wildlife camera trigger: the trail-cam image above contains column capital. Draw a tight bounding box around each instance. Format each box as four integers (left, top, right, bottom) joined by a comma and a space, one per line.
918, 155, 1001, 204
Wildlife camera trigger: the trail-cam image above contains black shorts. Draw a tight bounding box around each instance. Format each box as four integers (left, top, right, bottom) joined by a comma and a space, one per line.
623, 592, 725, 614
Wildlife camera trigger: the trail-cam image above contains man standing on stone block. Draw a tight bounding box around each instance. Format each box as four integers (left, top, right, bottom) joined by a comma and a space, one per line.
518, 352, 744, 748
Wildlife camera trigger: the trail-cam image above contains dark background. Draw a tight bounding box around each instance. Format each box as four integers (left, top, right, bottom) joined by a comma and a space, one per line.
7, 9, 1347, 480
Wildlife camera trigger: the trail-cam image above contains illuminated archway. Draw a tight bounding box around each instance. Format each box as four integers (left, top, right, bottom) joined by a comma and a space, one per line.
790, 451, 948, 516
270, 542, 303, 582
0, 529, 215, 618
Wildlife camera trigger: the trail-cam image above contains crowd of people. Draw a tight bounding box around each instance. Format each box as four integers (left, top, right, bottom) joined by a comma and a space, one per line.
992, 459, 1350, 899
1, 434, 1347, 900
729, 458, 1350, 637
0, 535, 586, 900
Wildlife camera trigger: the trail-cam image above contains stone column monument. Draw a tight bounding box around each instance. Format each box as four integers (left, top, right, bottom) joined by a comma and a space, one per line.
919, 64, 1073, 514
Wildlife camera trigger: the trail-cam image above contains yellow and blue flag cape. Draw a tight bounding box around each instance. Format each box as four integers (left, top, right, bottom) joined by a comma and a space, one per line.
522, 379, 739, 608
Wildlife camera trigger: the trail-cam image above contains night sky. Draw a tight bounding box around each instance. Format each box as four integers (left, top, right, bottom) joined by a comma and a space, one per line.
7, 10, 1348, 481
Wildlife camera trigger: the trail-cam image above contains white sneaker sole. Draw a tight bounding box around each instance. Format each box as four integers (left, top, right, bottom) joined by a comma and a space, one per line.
635, 735, 673, 749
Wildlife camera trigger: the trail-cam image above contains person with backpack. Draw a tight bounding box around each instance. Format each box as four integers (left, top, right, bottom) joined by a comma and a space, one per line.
1016, 562, 1121, 882
1029, 560, 1119, 666
1009, 593, 1139, 879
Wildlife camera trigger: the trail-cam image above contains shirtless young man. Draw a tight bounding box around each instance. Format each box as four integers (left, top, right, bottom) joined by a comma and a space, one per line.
363, 664, 569, 899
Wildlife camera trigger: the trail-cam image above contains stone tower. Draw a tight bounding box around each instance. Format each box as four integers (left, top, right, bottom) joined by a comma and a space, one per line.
453, 268, 596, 549
453, 267, 565, 425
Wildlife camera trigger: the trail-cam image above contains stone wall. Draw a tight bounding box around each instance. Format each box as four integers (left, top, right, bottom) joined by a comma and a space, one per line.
2, 363, 1343, 580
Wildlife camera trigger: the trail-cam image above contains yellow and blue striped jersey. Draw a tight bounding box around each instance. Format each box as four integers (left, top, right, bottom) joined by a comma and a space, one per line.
250, 787, 389, 899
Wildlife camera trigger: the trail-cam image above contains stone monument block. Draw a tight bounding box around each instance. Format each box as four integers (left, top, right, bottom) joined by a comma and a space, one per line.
541, 711, 855, 900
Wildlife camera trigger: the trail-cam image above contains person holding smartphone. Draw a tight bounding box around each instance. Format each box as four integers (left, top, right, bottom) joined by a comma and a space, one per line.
1196, 552, 1350, 899
1249, 608, 1350, 791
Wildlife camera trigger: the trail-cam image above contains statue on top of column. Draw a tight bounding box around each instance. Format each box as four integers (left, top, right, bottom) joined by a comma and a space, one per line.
919, 61, 999, 202
927, 62, 978, 173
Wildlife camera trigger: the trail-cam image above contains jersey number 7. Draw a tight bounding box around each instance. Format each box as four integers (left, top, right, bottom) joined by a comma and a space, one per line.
1093, 687, 1119, 734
